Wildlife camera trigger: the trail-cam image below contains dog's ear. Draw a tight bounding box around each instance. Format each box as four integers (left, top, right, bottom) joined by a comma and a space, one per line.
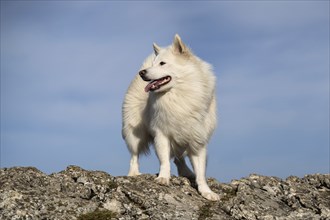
153, 43, 161, 55
173, 34, 188, 54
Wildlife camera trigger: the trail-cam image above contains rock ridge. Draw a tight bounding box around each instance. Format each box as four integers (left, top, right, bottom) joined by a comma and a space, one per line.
0, 166, 329, 220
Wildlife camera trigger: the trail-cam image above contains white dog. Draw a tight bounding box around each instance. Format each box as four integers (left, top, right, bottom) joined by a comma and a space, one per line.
122, 34, 219, 201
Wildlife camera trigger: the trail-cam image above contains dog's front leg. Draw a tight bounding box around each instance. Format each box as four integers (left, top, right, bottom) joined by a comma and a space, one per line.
189, 147, 220, 201
154, 131, 171, 185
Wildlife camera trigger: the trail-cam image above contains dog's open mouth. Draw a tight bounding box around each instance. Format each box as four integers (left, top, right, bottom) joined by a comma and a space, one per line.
144, 76, 172, 92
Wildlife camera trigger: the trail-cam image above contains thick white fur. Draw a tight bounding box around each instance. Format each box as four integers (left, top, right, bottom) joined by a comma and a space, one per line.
122, 34, 219, 201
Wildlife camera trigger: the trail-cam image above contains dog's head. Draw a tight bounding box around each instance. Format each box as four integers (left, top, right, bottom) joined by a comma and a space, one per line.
139, 34, 192, 93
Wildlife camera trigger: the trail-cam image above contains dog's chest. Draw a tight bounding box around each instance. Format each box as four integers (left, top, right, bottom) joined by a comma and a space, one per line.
146, 93, 199, 134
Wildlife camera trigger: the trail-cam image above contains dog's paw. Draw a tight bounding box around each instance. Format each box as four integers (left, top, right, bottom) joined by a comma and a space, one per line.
155, 176, 170, 186
127, 171, 141, 177
201, 191, 220, 201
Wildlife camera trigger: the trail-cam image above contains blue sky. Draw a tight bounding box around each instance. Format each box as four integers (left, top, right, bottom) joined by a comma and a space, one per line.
1, 1, 329, 182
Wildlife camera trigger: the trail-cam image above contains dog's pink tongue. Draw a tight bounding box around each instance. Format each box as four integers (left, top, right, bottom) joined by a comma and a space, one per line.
144, 82, 155, 92
145, 80, 161, 92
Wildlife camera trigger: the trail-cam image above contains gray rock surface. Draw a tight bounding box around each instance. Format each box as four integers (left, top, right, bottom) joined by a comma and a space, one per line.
0, 166, 329, 220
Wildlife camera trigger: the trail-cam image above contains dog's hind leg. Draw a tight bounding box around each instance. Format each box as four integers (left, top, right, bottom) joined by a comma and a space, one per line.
174, 157, 195, 179
124, 127, 150, 176
126, 134, 142, 176
128, 154, 140, 176
174, 148, 195, 180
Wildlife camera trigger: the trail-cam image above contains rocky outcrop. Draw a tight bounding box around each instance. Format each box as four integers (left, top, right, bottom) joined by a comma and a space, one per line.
0, 166, 329, 220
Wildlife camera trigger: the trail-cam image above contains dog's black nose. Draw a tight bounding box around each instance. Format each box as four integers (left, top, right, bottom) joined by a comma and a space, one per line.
139, 69, 147, 77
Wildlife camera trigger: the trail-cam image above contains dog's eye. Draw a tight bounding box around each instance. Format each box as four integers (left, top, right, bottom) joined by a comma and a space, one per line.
160, 61, 166, 66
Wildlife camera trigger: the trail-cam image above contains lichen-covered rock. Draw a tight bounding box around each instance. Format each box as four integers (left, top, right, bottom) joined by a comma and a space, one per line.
0, 166, 329, 220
